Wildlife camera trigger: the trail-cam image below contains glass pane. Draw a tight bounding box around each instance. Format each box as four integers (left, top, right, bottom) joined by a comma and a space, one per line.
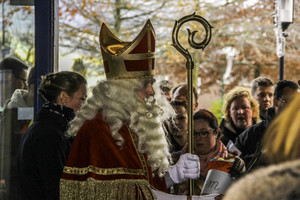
0, 1, 34, 199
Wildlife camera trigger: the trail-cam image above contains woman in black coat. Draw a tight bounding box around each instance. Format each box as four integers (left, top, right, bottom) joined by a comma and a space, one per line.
17, 71, 87, 200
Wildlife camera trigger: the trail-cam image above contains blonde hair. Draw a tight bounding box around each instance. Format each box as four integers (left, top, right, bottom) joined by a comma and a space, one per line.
262, 93, 300, 164
222, 86, 259, 122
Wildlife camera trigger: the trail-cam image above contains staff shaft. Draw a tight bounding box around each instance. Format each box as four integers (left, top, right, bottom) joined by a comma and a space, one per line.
187, 66, 194, 196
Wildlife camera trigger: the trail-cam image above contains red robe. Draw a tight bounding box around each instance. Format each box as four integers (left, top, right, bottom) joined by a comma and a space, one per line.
60, 111, 167, 200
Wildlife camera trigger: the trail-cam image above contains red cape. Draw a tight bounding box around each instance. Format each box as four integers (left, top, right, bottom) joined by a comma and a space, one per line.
60, 111, 166, 199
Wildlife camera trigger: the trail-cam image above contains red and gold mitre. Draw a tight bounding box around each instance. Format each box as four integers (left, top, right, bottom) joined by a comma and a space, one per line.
99, 20, 155, 80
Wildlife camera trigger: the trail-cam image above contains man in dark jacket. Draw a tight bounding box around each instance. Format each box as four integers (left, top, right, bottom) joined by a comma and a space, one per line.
234, 80, 299, 170
250, 77, 274, 120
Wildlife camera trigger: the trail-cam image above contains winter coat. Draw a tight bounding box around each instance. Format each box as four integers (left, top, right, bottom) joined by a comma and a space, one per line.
17, 102, 75, 200
234, 107, 275, 169
220, 119, 249, 147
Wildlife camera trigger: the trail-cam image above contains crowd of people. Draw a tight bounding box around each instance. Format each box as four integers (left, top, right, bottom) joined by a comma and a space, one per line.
0, 19, 299, 200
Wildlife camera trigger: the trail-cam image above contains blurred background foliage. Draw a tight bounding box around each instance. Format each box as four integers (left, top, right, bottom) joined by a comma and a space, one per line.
1, 0, 299, 111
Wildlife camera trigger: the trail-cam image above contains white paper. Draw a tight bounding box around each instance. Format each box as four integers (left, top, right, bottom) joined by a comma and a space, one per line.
18, 107, 34, 120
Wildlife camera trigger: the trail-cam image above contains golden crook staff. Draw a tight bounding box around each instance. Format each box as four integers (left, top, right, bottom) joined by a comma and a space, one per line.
171, 12, 212, 197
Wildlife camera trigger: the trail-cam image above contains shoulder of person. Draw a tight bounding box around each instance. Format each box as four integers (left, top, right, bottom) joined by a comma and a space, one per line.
224, 159, 300, 200
28, 121, 63, 138
239, 121, 265, 139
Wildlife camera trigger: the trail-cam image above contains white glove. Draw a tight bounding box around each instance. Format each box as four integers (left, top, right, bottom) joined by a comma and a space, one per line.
168, 153, 200, 184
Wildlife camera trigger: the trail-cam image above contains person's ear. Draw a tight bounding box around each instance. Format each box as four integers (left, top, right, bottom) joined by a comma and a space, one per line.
273, 97, 279, 107
57, 91, 69, 105
193, 102, 199, 111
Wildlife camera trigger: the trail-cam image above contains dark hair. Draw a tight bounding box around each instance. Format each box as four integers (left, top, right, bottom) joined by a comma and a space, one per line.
170, 100, 187, 110
172, 83, 199, 102
39, 71, 87, 102
251, 77, 274, 95
194, 109, 220, 138
0, 57, 28, 78
159, 80, 173, 93
27, 67, 35, 86
274, 80, 298, 99
194, 109, 218, 129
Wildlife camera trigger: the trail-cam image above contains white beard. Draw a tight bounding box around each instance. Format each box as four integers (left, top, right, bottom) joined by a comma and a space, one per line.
67, 79, 176, 176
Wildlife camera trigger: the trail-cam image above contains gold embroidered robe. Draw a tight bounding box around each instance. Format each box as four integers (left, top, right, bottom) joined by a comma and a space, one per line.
60, 111, 167, 200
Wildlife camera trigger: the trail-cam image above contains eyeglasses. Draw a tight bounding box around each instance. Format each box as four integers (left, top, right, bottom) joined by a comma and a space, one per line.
194, 128, 215, 138
278, 97, 287, 104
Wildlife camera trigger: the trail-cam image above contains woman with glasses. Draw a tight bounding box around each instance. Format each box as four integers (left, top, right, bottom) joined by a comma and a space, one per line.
175, 109, 245, 195
194, 109, 227, 178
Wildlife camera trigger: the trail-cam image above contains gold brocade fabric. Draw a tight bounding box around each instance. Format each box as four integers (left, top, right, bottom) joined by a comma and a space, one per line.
60, 178, 154, 200
63, 165, 146, 176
